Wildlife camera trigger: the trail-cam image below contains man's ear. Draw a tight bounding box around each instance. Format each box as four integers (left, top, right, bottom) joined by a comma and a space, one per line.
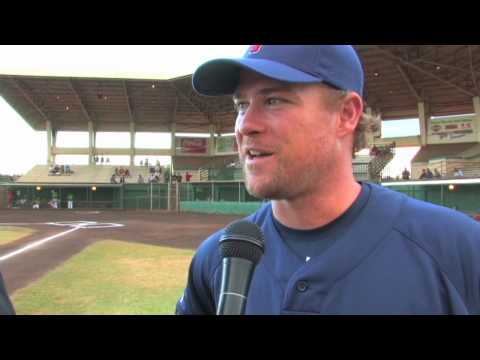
337, 92, 363, 137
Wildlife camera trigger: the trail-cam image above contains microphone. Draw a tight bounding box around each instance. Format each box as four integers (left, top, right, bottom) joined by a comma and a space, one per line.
216, 220, 265, 315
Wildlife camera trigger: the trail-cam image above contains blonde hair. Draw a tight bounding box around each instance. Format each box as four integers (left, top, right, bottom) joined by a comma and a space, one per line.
323, 86, 381, 157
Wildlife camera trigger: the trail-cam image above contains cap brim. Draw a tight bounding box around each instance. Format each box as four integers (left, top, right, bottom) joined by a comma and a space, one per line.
192, 58, 323, 96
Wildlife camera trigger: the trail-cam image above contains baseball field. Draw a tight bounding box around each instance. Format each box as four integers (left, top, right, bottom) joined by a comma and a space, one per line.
0, 209, 241, 314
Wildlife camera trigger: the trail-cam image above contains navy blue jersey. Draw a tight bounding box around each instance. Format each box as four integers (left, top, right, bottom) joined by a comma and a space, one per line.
176, 183, 480, 315
0, 272, 15, 315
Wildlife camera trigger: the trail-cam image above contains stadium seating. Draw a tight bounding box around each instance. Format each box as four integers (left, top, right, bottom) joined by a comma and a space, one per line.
16, 165, 153, 184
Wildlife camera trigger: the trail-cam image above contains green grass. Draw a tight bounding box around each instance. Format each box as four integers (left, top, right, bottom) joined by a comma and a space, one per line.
0, 226, 36, 245
12, 240, 194, 315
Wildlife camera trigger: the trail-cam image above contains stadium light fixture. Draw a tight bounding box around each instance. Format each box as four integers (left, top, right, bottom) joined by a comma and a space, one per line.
91, 186, 97, 191
36, 186, 42, 191
448, 184, 455, 191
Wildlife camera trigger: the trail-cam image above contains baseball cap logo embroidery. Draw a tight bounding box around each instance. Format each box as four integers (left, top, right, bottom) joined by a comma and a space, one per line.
248, 45, 263, 54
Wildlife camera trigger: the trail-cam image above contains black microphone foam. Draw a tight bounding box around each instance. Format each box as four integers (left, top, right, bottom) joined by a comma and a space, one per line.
217, 220, 265, 315
220, 220, 265, 263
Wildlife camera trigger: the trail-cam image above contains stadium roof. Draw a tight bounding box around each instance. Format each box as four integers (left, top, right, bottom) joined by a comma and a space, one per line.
411, 142, 480, 162
1, 45, 479, 134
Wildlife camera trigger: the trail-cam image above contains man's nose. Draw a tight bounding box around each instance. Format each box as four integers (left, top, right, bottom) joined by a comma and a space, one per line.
235, 103, 266, 136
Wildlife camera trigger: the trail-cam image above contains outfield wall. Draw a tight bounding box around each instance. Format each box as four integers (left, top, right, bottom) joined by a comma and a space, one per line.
387, 183, 480, 213
180, 201, 264, 215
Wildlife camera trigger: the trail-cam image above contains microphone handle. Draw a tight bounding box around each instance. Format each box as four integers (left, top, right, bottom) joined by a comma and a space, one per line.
217, 257, 255, 315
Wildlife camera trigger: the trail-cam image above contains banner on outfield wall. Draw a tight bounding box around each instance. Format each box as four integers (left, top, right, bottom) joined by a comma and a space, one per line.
175, 137, 208, 155
428, 115, 476, 144
215, 135, 238, 154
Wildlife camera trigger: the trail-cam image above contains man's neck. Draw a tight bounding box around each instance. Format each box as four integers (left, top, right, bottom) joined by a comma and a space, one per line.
272, 176, 362, 230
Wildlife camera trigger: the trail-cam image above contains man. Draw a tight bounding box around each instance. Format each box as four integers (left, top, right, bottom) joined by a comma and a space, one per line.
401, 168, 410, 180
67, 192, 74, 209
0, 272, 15, 315
176, 45, 480, 315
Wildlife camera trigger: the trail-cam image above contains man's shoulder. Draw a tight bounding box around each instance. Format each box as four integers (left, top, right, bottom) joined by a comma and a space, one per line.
368, 182, 478, 225
367, 182, 480, 258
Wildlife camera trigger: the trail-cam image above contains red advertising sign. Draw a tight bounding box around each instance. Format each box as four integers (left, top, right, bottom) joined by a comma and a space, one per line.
176, 137, 208, 154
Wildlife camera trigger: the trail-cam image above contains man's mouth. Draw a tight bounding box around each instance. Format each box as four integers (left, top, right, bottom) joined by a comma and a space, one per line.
246, 149, 274, 160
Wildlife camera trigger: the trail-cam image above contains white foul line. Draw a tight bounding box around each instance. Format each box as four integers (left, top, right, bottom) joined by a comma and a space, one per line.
0, 223, 50, 226
0, 226, 81, 262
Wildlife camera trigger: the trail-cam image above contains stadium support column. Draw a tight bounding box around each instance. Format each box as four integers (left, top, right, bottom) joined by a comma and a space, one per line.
88, 121, 95, 165
169, 123, 176, 211
473, 97, 480, 143
46, 120, 54, 166
365, 107, 374, 148
170, 122, 176, 170
209, 123, 216, 156
418, 102, 429, 146
130, 122, 135, 166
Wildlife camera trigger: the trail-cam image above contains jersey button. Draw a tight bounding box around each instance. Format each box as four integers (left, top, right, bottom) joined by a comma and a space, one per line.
296, 280, 309, 292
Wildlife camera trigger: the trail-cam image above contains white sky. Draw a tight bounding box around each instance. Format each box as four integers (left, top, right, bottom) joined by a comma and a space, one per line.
0, 45, 421, 175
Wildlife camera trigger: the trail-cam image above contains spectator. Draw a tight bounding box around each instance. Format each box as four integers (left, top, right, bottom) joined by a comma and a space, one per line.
140, 160, 143, 166
65, 164, 72, 174
434, 169, 441, 178
110, 174, 117, 184
137, 174, 144, 183
7, 191, 15, 208
401, 168, 410, 180
101, 156, 104, 164
106, 158, 110, 164
426, 169, 434, 179
419, 169, 427, 179
125, 169, 130, 177
115, 167, 119, 176
148, 174, 156, 183
186, 171, 192, 182
369, 145, 380, 157
454, 168, 464, 177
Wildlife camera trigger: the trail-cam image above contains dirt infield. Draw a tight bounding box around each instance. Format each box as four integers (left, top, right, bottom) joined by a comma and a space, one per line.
0, 209, 242, 294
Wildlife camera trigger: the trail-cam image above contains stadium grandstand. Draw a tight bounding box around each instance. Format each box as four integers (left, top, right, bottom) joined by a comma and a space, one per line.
1, 45, 480, 216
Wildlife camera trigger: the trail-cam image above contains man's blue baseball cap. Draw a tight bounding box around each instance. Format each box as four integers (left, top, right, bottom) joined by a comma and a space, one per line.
192, 45, 364, 97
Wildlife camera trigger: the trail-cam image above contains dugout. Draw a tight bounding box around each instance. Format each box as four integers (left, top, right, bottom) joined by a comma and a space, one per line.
0, 183, 123, 209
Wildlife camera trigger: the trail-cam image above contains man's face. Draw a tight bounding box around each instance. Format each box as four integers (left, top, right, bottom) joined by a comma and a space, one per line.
234, 71, 341, 200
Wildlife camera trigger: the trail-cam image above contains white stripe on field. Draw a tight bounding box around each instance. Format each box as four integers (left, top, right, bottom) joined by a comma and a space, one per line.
0, 226, 81, 262
0, 223, 49, 226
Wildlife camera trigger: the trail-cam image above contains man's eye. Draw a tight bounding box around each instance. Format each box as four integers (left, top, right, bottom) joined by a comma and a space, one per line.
234, 102, 249, 113
266, 98, 284, 106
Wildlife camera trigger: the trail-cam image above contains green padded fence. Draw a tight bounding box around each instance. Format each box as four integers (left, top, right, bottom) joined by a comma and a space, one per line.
180, 201, 265, 215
